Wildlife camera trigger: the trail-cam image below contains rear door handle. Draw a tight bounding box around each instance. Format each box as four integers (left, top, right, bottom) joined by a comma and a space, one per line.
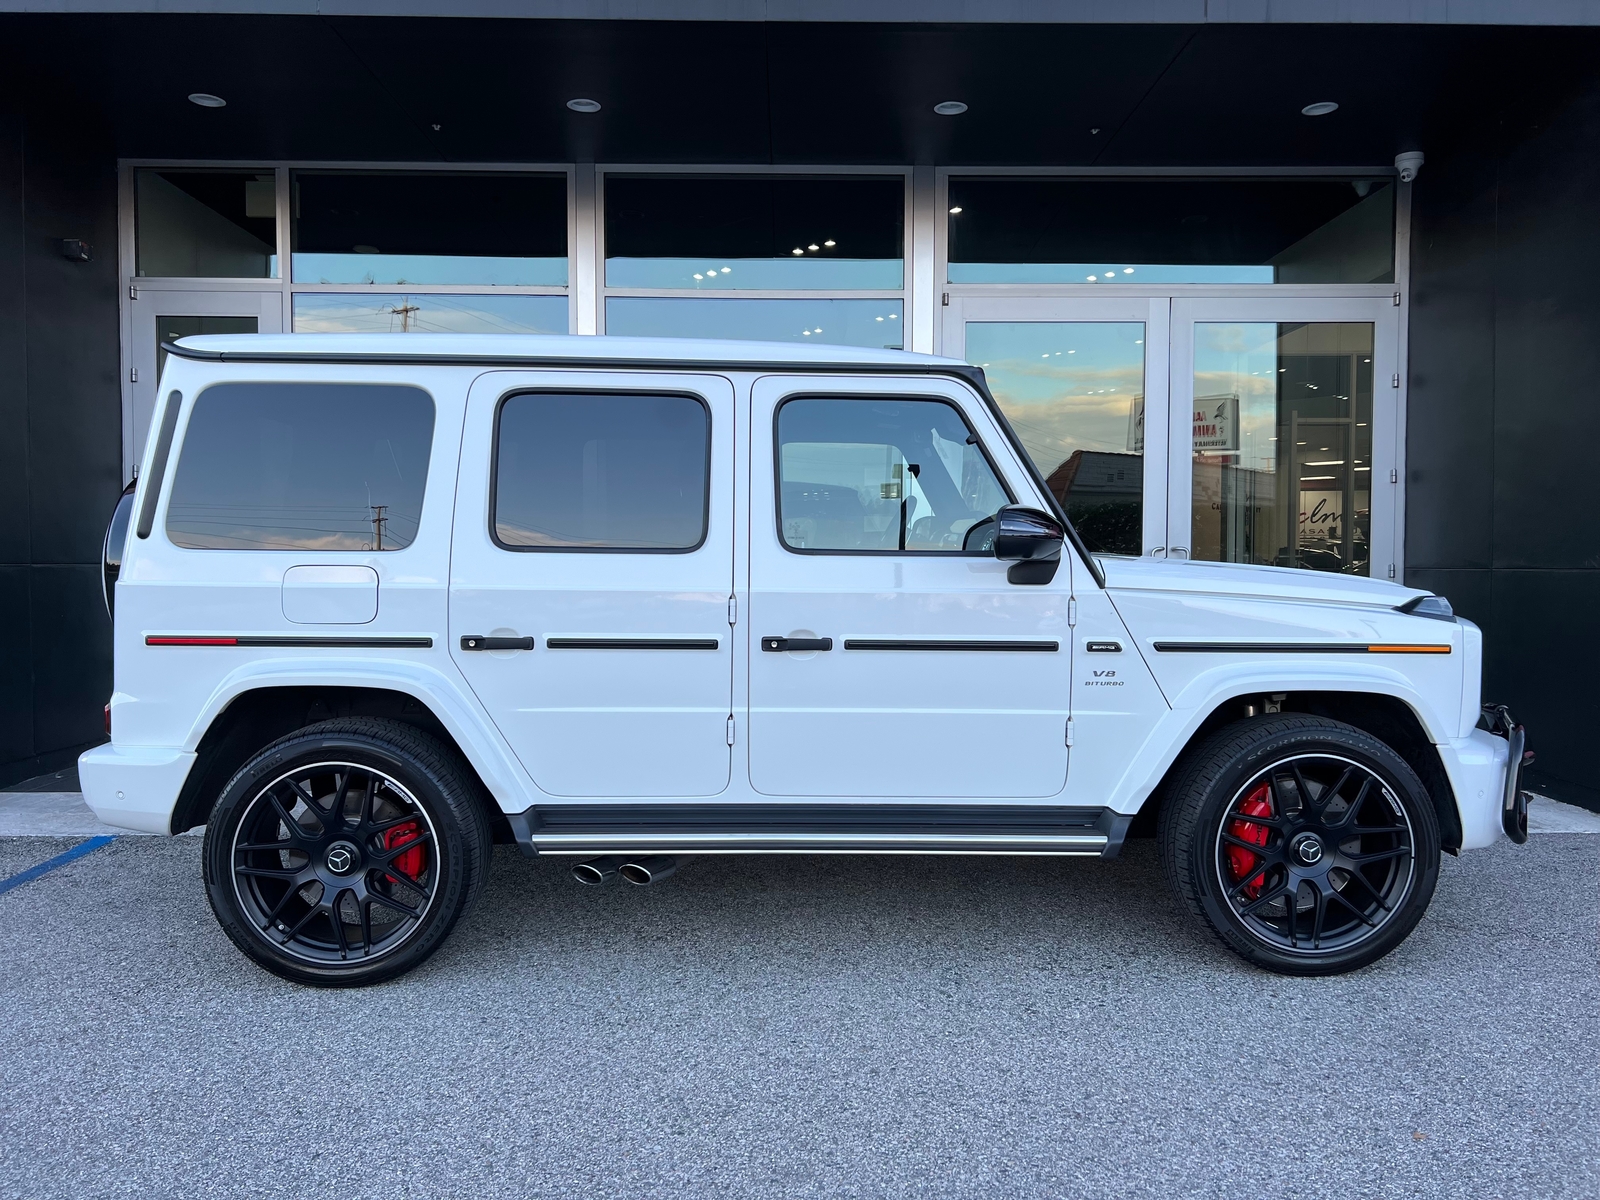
761, 636, 833, 652
460, 635, 535, 651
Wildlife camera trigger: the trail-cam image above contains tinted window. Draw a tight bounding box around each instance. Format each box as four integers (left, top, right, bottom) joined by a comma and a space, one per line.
776, 399, 1010, 553
948, 178, 1395, 285
136, 169, 277, 279
166, 383, 434, 551
291, 171, 567, 286
494, 394, 709, 551
605, 175, 904, 289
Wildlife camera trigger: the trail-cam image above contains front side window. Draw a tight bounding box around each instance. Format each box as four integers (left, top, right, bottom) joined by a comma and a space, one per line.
493, 393, 710, 551
166, 383, 434, 551
776, 398, 1010, 553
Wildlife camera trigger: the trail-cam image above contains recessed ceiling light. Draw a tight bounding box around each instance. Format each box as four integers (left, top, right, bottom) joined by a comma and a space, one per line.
566, 98, 602, 113
188, 93, 226, 108
792, 248, 804, 256
933, 101, 968, 116
823, 239, 836, 247
808, 243, 819, 251
948, 206, 963, 214
1301, 101, 1339, 116
1123, 267, 1134, 273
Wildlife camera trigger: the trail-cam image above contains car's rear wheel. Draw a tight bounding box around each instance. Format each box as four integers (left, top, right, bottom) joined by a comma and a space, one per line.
202, 718, 491, 986
1159, 715, 1441, 976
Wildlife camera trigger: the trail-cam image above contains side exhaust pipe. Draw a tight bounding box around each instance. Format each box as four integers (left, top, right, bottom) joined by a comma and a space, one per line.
619, 856, 677, 885
571, 856, 624, 886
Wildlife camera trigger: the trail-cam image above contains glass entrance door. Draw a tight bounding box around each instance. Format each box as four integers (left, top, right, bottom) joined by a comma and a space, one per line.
942, 296, 1170, 557
128, 289, 282, 475
946, 295, 1401, 578
1168, 298, 1400, 578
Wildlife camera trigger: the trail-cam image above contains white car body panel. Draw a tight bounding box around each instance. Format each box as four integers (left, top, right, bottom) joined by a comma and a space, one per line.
80, 333, 1513, 858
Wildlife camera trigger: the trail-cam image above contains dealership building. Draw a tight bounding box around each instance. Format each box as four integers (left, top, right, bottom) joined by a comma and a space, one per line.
2, 2, 1597, 808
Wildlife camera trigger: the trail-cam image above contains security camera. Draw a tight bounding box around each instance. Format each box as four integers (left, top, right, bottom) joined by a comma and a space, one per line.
1395, 151, 1424, 183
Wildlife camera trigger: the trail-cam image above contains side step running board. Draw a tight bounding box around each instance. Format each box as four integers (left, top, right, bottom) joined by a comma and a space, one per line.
506, 804, 1133, 858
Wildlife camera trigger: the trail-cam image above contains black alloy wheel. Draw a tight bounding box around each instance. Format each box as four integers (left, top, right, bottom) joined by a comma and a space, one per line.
1214, 753, 1414, 954
1160, 715, 1441, 976
203, 718, 491, 986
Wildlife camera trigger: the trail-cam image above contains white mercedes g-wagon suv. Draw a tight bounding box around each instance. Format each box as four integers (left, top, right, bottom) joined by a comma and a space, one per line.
84, 334, 1529, 986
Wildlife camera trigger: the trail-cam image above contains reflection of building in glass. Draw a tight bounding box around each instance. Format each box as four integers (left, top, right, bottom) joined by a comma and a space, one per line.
1046, 449, 1143, 555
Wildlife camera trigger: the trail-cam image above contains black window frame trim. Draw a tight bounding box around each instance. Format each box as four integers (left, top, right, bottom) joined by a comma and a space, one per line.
161, 342, 1106, 587
489, 386, 714, 555
772, 391, 1017, 559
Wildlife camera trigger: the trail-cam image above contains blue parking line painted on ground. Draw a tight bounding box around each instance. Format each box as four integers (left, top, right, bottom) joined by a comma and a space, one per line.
0, 836, 116, 897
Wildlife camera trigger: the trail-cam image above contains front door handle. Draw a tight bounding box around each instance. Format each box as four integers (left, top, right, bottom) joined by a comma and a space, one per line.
762, 636, 833, 652
460, 635, 535, 651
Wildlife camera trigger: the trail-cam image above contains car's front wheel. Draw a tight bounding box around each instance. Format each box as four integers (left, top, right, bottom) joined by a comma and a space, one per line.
1159, 715, 1441, 976
202, 717, 492, 986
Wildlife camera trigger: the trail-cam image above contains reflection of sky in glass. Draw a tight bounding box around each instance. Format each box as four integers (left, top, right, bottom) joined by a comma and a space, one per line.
292, 253, 568, 286
1194, 323, 1278, 471
965, 322, 1145, 479
949, 263, 1275, 285
605, 298, 904, 349
606, 257, 903, 290
293, 293, 569, 334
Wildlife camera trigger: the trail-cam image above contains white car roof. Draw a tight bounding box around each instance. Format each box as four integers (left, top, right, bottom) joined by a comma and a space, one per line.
170, 332, 971, 371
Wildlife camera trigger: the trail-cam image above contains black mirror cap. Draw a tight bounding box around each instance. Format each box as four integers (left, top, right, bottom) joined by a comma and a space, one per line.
994, 506, 1065, 562
102, 479, 137, 620
994, 506, 1064, 585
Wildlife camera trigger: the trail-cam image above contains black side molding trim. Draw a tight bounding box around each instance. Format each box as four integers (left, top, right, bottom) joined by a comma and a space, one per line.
843, 639, 1059, 652
545, 637, 720, 650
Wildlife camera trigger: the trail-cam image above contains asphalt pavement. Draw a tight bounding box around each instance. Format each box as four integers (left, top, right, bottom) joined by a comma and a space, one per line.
0, 830, 1595, 1199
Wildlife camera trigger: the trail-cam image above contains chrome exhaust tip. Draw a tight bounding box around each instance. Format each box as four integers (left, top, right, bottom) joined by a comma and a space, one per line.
619, 856, 677, 885
571, 856, 624, 886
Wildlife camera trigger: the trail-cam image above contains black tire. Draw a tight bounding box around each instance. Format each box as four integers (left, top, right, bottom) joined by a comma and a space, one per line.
1158, 715, 1441, 976
202, 717, 493, 987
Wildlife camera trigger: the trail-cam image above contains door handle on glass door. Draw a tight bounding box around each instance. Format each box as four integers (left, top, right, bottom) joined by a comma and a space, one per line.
761, 637, 833, 652
460, 635, 535, 651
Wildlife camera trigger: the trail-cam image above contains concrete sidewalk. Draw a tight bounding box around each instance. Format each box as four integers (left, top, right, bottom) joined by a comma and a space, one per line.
2, 788, 1597, 837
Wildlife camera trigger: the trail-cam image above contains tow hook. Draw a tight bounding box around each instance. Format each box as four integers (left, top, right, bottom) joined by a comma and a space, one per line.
1482, 704, 1535, 844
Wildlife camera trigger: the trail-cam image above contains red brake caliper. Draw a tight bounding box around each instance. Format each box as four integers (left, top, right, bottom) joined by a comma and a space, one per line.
383, 821, 427, 883
1226, 783, 1273, 899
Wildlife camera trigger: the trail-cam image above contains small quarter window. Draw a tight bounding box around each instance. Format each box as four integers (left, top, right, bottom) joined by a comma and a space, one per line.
166, 383, 435, 551
493, 393, 710, 551
776, 398, 1010, 553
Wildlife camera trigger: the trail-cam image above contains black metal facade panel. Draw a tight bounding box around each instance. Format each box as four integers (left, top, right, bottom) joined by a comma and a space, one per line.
0, 98, 120, 784
1406, 72, 1600, 809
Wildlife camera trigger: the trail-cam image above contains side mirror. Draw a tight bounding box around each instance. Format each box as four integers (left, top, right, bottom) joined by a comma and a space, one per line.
992, 505, 1064, 585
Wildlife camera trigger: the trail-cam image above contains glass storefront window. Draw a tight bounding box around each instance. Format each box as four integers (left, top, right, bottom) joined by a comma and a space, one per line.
293, 293, 567, 334
136, 170, 277, 278
291, 172, 567, 287
948, 179, 1394, 285
605, 176, 904, 289
966, 322, 1146, 555
605, 298, 903, 348
1190, 322, 1374, 574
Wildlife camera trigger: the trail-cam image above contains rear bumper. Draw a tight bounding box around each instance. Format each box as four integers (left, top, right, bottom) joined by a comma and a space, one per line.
78, 743, 197, 835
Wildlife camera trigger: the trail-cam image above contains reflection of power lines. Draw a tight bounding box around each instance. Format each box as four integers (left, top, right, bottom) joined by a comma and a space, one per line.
383, 301, 420, 332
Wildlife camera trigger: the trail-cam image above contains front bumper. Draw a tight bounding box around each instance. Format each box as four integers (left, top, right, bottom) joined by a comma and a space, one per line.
78, 743, 197, 835
1481, 704, 1534, 844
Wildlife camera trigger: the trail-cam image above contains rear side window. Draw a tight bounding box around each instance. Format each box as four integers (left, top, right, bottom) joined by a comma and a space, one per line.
165, 382, 435, 551
493, 392, 709, 551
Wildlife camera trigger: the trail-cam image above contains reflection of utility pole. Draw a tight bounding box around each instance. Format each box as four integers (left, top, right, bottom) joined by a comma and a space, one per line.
384, 302, 420, 332
370, 505, 388, 552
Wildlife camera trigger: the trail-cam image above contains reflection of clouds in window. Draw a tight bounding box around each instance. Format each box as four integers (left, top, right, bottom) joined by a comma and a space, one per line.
292, 293, 568, 335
